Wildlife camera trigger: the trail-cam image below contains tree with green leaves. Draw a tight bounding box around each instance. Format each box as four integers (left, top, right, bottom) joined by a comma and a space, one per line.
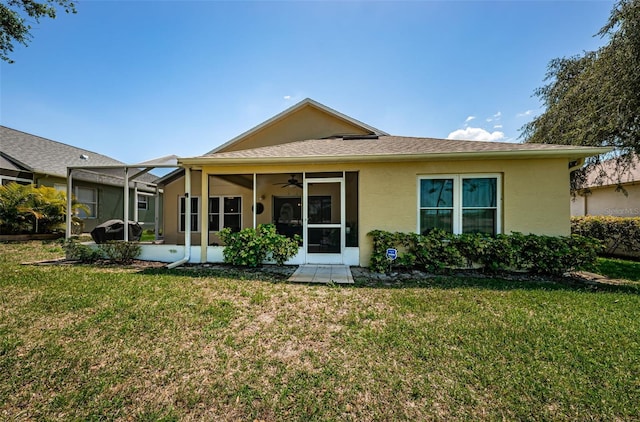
0, 182, 88, 234
0, 0, 76, 63
522, 0, 640, 191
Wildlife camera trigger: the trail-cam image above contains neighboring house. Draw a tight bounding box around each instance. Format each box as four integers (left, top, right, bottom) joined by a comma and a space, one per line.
0, 126, 161, 233
571, 158, 640, 217
153, 98, 607, 267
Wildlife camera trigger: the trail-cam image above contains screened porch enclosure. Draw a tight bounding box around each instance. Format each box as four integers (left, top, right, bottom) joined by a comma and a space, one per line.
194, 171, 359, 264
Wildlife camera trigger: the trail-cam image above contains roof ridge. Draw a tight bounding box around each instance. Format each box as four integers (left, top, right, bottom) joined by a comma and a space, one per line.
0, 125, 125, 164
206, 98, 389, 155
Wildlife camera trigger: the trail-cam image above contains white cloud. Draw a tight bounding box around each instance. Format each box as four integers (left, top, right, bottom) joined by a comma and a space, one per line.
493, 111, 502, 119
517, 110, 533, 117
447, 127, 505, 142
486, 118, 493, 122
465, 115, 476, 123
494, 124, 503, 129
283, 95, 291, 100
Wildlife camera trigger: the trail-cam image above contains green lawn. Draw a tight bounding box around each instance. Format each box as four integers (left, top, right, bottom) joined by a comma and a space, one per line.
1, 242, 639, 421
595, 257, 640, 281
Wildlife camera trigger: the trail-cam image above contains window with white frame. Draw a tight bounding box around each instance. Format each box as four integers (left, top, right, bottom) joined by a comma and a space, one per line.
418, 174, 500, 235
137, 194, 149, 210
208, 196, 242, 232
179, 196, 200, 232
1, 176, 32, 186
75, 186, 97, 219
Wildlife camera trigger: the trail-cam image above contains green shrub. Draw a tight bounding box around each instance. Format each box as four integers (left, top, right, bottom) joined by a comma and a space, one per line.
98, 241, 141, 264
63, 239, 103, 263
219, 224, 300, 267
571, 216, 640, 255
63, 239, 141, 264
408, 230, 465, 273
367, 230, 602, 276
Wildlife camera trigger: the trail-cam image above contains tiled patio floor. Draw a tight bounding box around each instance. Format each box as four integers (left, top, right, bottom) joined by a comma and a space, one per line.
288, 265, 354, 284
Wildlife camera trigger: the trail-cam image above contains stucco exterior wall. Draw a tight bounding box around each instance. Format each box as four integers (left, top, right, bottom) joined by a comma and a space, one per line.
357, 158, 570, 265
162, 157, 572, 266
571, 183, 640, 217
163, 170, 203, 245
220, 106, 372, 152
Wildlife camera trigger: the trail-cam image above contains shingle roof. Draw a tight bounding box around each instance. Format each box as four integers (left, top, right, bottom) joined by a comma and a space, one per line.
197, 135, 606, 161
585, 156, 640, 187
1, 126, 123, 177
0, 153, 27, 171
0, 126, 159, 185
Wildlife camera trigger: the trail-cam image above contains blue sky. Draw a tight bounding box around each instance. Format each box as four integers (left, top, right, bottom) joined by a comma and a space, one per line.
1, 0, 615, 164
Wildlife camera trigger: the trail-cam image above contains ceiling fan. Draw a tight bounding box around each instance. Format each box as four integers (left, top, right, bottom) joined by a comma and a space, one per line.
273, 174, 303, 189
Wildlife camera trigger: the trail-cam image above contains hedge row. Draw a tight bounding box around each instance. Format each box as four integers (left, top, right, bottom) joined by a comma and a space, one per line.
571, 216, 640, 256
367, 229, 601, 275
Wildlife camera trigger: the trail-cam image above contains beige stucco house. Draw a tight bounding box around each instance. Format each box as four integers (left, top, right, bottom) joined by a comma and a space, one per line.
571, 158, 640, 217
151, 98, 607, 267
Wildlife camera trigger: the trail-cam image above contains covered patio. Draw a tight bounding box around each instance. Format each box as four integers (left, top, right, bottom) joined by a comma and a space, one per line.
160, 167, 361, 268
65, 157, 361, 268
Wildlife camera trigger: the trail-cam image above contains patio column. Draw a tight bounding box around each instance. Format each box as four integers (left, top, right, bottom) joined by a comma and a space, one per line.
66, 168, 73, 239
123, 167, 129, 242
154, 185, 160, 241
253, 173, 257, 229
133, 183, 139, 223
200, 170, 209, 263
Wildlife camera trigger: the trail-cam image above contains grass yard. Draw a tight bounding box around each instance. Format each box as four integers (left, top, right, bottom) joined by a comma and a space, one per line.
1, 242, 639, 421
595, 257, 640, 282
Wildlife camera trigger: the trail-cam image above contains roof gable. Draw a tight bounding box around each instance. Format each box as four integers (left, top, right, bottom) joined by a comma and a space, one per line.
209, 98, 388, 154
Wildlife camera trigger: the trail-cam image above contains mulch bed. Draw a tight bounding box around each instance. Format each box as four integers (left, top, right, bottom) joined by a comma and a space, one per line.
21, 258, 638, 289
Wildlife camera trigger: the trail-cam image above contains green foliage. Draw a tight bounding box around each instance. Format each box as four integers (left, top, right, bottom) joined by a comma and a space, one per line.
0, 182, 89, 235
63, 239, 141, 264
219, 224, 300, 267
0, 0, 76, 63
368, 230, 602, 276
571, 215, 640, 256
0, 182, 31, 234
98, 241, 141, 264
63, 239, 103, 263
522, 0, 640, 190
407, 230, 464, 273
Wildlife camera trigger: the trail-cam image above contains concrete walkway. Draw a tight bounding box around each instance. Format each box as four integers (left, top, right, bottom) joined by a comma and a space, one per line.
288, 265, 354, 284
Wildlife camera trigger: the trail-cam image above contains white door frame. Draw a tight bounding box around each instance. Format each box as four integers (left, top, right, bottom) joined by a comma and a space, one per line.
303, 175, 345, 264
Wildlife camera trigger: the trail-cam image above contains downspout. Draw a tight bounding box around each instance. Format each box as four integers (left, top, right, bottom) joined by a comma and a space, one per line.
154, 185, 160, 241
167, 166, 191, 269
66, 168, 73, 239
569, 157, 585, 172
569, 157, 587, 217
123, 167, 129, 242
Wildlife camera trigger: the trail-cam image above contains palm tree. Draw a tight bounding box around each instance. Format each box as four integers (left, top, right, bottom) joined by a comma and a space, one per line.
0, 182, 89, 234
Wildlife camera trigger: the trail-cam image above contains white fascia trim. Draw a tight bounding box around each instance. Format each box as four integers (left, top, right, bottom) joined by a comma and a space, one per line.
179, 147, 611, 167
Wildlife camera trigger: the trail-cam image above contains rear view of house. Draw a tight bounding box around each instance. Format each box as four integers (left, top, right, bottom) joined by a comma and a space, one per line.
155, 99, 607, 267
